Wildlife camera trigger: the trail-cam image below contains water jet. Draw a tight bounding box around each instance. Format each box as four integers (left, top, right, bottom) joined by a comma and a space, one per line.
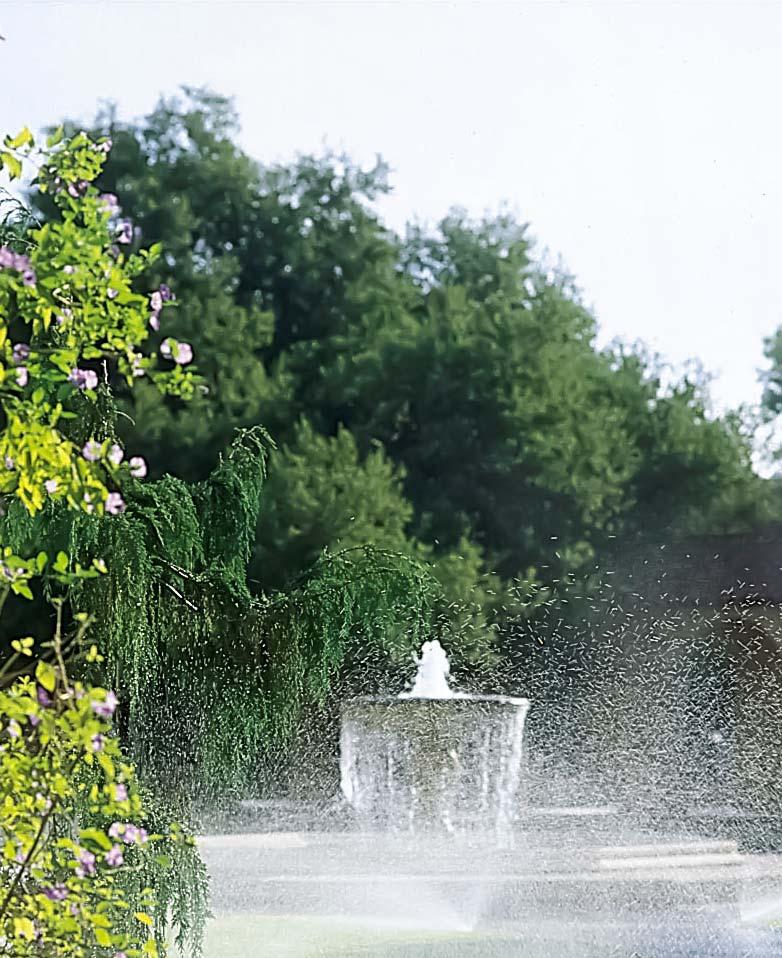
340, 640, 530, 832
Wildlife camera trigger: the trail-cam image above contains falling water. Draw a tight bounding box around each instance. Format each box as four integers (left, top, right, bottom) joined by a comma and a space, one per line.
194, 566, 782, 956
340, 641, 530, 832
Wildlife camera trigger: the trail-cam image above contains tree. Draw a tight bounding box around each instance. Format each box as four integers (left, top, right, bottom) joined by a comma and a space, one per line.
56, 89, 403, 475
5, 119, 446, 803
50, 87, 773, 652
253, 420, 507, 670
605, 348, 774, 540
253, 418, 415, 592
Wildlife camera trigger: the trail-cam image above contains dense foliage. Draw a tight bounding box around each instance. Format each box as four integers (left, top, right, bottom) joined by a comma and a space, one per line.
60, 89, 774, 620
6, 90, 773, 814
1, 118, 445, 803
3, 423, 439, 798
0, 129, 206, 957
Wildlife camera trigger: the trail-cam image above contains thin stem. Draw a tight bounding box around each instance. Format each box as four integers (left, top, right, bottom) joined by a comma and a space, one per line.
52, 600, 69, 688
0, 796, 59, 921
162, 580, 199, 612
0, 582, 12, 621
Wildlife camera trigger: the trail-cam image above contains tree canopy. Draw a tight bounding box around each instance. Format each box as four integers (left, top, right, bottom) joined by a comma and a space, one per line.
48, 85, 775, 660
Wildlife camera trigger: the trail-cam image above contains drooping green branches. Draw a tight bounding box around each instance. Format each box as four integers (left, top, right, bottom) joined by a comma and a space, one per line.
2, 427, 438, 798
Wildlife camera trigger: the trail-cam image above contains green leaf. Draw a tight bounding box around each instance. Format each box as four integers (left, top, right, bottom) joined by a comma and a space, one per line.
93, 927, 112, 947
46, 125, 64, 148
12, 583, 33, 600
35, 660, 57, 693
0, 151, 22, 180
13, 917, 35, 940
79, 827, 112, 851
5, 126, 33, 149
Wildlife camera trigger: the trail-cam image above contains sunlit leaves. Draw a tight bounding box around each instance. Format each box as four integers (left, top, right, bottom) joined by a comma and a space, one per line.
0, 127, 198, 516
0, 121, 203, 957
0, 661, 172, 956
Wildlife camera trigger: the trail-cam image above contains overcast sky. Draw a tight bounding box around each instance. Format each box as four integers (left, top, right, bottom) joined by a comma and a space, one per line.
2, 1, 781, 412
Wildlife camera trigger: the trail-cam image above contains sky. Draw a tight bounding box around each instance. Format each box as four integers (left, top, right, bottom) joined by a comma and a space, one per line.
1, 1, 781, 412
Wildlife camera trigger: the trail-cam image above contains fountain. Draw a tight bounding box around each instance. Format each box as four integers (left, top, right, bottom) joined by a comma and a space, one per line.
340, 640, 530, 832
194, 618, 782, 956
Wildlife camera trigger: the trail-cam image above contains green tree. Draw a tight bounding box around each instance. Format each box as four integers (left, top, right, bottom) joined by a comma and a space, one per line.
253, 420, 507, 668
253, 418, 414, 592
51, 87, 773, 640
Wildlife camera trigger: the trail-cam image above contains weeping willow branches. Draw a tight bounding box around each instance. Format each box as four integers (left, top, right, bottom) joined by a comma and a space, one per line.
2, 425, 437, 799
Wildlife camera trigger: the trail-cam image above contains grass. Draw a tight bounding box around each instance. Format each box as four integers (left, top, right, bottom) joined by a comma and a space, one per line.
179, 915, 515, 957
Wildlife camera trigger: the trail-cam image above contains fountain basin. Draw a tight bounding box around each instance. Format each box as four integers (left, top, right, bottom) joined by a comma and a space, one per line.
340, 695, 530, 832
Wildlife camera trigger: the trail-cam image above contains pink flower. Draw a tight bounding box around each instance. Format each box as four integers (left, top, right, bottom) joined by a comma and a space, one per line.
161, 339, 193, 365
63, 265, 75, 275
15, 366, 28, 387
111, 823, 149, 846
0, 248, 37, 286
149, 313, 160, 331
82, 440, 102, 462
69, 368, 98, 391
105, 492, 125, 515
116, 220, 133, 245
149, 291, 163, 312
99, 193, 118, 213
44, 479, 58, 494
105, 844, 124, 867
107, 287, 119, 300
128, 456, 147, 479
91, 690, 118, 719
12, 343, 30, 363
114, 783, 128, 802
90, 733, 105, 752
108, 444, 124, 466
174, 342, 193, 365
75, 848, 96, 878
43, 884, 68, 901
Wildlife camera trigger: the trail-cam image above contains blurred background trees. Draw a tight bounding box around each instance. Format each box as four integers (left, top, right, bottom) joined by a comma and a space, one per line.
46, 86, 779, 680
